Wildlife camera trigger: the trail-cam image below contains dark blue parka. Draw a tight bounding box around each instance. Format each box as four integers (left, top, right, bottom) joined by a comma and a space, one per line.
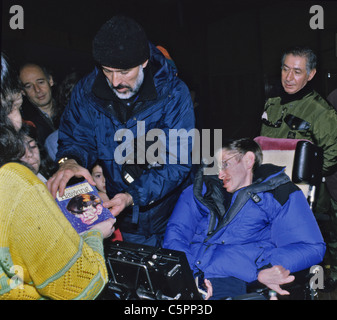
163, 164, 326, 282
56, 44, 195, 238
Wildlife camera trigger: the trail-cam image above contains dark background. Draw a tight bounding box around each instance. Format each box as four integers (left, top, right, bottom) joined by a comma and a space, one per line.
2, 0, 337, 140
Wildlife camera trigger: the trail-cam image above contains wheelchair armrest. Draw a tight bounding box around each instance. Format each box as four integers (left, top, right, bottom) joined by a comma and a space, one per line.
245, 267, 315, 300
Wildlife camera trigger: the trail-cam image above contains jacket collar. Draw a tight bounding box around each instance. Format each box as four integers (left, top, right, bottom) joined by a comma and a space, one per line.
202, 164, 290, 241
194, 163, 287, 235
194, 163, 285, 204
253, 163, 285, 184
280, 82, 313, 104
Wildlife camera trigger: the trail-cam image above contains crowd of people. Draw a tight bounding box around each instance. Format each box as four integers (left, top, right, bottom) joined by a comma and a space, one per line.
1, 15, 337, 300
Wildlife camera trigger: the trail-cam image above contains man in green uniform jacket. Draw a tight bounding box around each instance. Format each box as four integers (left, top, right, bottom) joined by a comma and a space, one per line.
260, 46, 337, 291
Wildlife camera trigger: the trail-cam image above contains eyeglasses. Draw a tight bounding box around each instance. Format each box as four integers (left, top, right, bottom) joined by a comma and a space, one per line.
219, 153, 240, 171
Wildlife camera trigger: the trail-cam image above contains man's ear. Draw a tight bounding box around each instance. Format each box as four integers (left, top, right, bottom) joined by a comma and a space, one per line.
308, 68, 316, 81
142, 59, 149, 69
244, 151, 255, 170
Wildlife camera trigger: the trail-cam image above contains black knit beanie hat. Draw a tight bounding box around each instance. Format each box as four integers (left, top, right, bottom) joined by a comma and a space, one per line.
93, 16, 150, 69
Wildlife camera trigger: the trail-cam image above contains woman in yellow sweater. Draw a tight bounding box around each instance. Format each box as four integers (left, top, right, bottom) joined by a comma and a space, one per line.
0, 53, 114, 299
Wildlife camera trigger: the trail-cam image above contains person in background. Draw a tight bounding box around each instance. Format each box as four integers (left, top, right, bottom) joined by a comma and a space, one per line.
91, 161, 123, 242
44, 71, 82, 161
260, 46, 337, 176
0, 52, 114, 300
91, 161, 108, 202
260, 46, 337, 292
20, 122, 57, 182
19, 63, 60, 145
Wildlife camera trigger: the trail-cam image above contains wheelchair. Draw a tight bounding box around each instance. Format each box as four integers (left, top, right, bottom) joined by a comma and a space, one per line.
100, 137, 324, 300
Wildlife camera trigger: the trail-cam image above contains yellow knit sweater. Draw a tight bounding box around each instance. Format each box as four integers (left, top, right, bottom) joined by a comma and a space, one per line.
0, 163, 108, 300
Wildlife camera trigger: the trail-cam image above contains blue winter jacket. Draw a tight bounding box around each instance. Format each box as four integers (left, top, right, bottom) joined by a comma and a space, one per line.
163, 164, 326, 283
56, 43, 195, 238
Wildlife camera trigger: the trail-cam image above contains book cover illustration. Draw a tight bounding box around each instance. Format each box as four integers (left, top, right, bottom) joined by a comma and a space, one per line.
56, 179, 114, 234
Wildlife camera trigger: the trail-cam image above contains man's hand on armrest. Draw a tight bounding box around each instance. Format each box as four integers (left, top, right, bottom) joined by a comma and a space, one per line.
257, 265, 295, 296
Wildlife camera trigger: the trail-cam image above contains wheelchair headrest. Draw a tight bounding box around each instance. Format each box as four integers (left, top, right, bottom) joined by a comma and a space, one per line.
292, 141, 323, 186
254, 136, 300, 150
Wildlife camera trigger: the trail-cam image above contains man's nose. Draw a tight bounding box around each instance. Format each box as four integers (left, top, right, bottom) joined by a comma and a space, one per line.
33, 84, 41, 93
111, 72, 122, 87
285, 70, 294, 81
218, 168, 226, 180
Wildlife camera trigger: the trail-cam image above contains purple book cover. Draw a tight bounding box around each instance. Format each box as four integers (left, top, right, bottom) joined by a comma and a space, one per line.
56, 179, 114, 234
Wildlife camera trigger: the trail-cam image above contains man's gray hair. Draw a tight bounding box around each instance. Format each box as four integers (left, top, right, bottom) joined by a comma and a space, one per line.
281, 46, 317, 75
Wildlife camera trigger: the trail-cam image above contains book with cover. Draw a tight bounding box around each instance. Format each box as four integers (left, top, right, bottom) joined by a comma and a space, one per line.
56, 179, 114, 234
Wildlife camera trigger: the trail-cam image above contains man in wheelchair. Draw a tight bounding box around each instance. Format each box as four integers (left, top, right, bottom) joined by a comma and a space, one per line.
163, 138, 326, 300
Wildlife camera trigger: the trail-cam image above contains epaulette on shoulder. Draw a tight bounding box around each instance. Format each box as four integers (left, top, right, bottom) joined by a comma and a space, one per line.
268, 181, 300, 206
